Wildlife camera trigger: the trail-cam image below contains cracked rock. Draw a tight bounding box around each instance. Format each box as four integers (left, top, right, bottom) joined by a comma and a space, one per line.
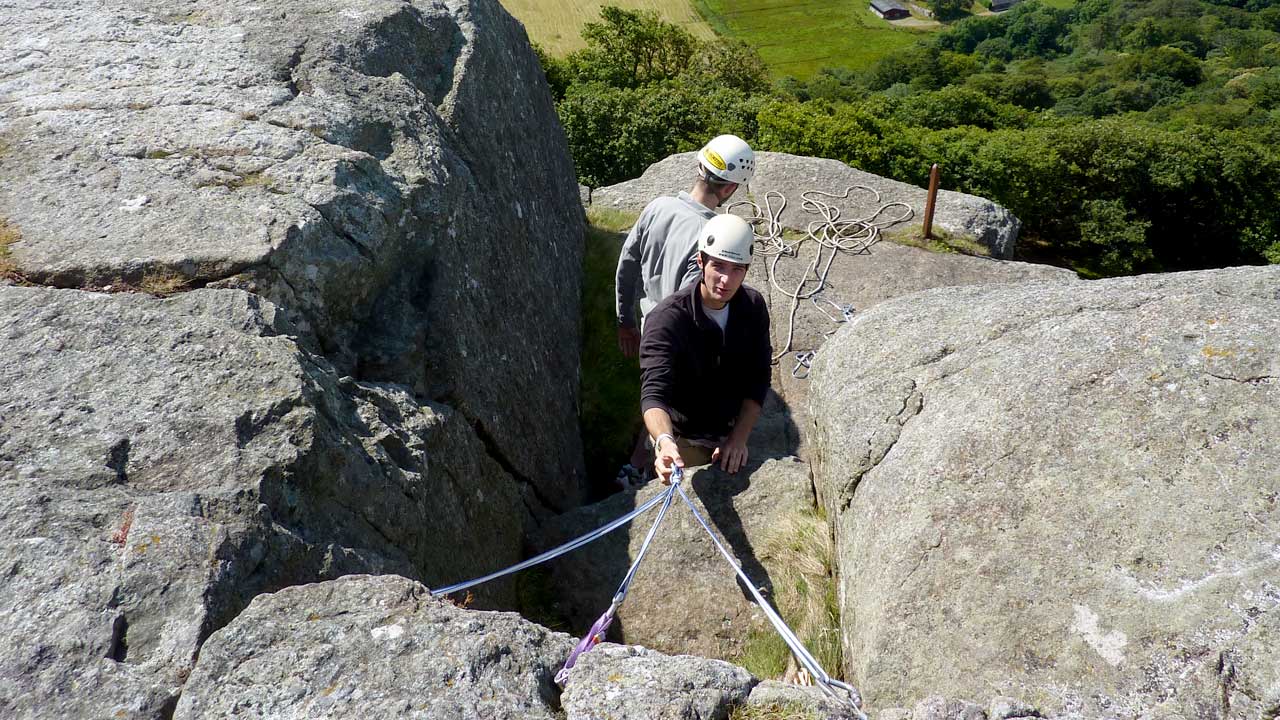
0, 286, 525, 718
0, 0, 585, 506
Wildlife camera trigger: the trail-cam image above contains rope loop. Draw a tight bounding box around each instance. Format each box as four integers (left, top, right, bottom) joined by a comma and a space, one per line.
728, 187, 913, 369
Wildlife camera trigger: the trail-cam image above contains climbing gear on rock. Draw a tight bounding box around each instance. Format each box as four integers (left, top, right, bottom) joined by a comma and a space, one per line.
699, 213, 755, 266
728, 186, 912, 369
429, 464, 867, 718
427, 488, 672, 598
698, 134, 755, 185
555, 466, 681, 684
673, 479, 866, 718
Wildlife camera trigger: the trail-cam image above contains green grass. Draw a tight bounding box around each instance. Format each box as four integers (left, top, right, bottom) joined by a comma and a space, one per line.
580, 206, 644, 496
734, 508, 842, 682
691, 0, 930, 79
500, 0, 716, 55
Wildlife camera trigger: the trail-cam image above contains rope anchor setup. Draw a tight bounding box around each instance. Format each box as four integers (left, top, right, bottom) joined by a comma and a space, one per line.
428, 466, 867, 719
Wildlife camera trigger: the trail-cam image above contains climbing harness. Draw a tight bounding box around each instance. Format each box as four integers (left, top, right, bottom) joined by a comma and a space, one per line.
429, 464, 867, 718
727, 186, 913, 376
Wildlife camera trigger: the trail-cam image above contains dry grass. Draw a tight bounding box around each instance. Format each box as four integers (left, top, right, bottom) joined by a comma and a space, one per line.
499, 0, 715, 55
138, 270, 190, 296
0, 218, 21, 279
736, 508, 842, 681
885, 224, 991, 257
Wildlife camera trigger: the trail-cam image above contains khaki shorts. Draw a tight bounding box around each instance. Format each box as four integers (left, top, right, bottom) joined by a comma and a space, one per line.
665, 437, 716, 468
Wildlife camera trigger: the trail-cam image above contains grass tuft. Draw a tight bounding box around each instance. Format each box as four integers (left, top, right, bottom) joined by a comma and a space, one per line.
735, 508, 842, 681
885, 224, 991, 257
0, 218, 21, 279
138, 270, 190, 296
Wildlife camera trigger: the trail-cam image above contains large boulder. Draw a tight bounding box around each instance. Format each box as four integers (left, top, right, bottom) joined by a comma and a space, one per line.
808, 265, 1280, 716
0, 286, 525, 718
591, 151, 1021, 258
174, 575, 574, 719
176, 574, 765, 720
751, 241, 1075, 457
0, 0, 584, 504
561, 643, 756, 720
539, 457, 815, 662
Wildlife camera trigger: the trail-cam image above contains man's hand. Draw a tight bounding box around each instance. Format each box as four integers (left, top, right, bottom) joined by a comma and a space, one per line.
654, 436, 684, 485
713, 433, 750, 474
617, 325, 641, 358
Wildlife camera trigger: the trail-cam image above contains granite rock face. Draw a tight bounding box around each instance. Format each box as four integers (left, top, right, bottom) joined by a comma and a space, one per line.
539, 458, 815, 662
591, 151, 1021, 258
749, 240, 1075, 460
0, 0, 585, 505
176, 575, 765, 720
0, 286, 525, 718
174, 575, 574, 720
560, 643, 756, 720
2, 1, 586, 714
808, 266, 1280, 716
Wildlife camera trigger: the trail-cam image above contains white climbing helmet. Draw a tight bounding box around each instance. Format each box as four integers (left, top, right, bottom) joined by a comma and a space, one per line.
698, 214, 755, 266
697, 134, 755, 185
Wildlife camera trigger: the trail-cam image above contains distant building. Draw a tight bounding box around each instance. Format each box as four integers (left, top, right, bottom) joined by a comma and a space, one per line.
870, 0, 910, 20
990, 0, 1023, 11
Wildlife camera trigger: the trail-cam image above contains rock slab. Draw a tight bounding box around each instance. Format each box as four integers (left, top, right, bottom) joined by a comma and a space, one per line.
0, 286, 524, 719
809, 265, 1280, 717
174, 575, 574, 720
0, 0, 585, 505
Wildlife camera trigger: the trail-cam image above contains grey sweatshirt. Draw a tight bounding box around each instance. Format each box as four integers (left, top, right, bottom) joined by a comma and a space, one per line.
614, 192, 716, 328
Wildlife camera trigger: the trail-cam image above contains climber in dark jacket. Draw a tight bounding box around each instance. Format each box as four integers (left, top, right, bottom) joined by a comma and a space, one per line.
639, 213, 771, 481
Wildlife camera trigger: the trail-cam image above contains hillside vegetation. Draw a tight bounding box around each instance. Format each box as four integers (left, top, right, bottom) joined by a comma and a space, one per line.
544, 1, 1280, 277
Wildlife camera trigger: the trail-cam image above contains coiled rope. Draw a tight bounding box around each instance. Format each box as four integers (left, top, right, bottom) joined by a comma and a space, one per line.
727, 187, 913, 375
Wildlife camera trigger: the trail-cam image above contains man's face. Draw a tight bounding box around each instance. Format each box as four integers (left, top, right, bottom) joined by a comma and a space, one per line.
699, 255, 749, 305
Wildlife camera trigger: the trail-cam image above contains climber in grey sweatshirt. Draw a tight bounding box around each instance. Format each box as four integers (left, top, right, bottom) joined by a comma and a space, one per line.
614, 135, 757, 357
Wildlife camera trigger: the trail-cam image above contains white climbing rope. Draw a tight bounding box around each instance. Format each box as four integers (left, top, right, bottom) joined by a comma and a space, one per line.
727, 186, 913, 375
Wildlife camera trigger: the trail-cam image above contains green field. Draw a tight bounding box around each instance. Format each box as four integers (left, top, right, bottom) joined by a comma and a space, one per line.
500, 0, 716, 55
691, 0, 931, 78
504, 0, 1077, 78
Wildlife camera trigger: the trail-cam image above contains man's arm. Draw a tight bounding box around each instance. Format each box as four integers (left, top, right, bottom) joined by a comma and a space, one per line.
615, 218, 646, 357
640, 307, 682, 482
643, 407, 683, 484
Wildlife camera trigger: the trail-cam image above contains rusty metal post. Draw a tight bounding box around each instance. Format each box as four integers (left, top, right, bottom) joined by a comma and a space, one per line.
923, 163, 940, 240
